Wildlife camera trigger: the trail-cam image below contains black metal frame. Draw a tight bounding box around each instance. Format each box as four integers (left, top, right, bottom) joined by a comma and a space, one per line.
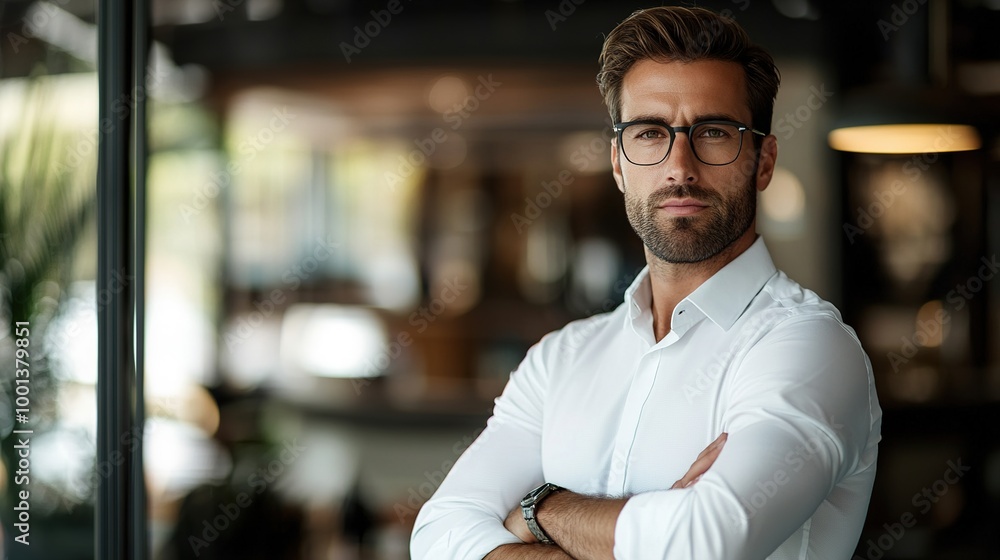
96, 0, 147, 558
613, 119, 767, 167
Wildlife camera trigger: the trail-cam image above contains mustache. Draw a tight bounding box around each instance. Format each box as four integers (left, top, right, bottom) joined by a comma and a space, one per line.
646, 184, 719, 207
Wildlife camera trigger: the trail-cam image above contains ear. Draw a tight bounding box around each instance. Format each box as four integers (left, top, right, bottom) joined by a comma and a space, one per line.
611, 137, 625, 194
754, 135, 778, 192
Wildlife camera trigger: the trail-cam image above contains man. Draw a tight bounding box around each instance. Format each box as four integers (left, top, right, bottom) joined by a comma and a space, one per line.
411, 6, 881, 559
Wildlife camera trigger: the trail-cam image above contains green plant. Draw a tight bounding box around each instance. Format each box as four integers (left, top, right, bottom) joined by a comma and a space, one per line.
0, 75, 97, 536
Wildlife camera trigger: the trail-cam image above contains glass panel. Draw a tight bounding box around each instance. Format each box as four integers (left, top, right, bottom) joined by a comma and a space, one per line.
0, 2, 100, 556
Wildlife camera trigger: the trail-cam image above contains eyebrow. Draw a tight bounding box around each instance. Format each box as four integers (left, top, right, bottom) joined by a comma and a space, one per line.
622, 112, 744, 125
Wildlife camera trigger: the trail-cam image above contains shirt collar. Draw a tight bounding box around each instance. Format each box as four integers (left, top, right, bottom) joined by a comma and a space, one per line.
685, 236, 777, 330
623, 236, 778, 336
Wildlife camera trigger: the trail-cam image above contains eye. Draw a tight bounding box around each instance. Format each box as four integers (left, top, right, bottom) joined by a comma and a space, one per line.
632, 126, 669, 140
695, 124, 737, 139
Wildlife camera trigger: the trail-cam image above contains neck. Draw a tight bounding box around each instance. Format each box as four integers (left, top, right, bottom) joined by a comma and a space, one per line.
646, 230, 756, 341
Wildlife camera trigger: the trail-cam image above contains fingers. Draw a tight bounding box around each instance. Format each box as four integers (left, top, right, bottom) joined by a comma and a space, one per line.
671, 432, 728, 489
695, 432, 728, 461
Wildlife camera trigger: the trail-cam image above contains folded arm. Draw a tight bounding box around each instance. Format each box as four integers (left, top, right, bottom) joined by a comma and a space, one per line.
533, 317, 875, 559
493, 433, 729, 560
484, 544, 575, 559
413, 316, 877, 560
410, 337, 555, 560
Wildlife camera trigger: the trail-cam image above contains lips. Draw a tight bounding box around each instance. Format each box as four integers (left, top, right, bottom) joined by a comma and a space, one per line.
658, 198, 709, 216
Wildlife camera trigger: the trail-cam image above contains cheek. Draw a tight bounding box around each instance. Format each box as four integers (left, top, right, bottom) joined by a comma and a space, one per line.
620, 166, 658, 189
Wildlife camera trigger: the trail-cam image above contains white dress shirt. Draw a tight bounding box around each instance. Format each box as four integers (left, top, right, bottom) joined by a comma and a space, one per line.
411, 237, 882, 560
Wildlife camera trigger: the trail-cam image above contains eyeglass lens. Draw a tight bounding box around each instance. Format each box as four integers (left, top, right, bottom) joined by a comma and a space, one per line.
620, 122, 744, 166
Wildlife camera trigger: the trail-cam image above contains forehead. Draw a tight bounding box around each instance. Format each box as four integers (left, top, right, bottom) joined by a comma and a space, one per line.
620, 58, 749, 122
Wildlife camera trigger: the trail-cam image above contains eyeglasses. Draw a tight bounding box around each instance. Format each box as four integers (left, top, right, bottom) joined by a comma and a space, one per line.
613, 119, 766, 166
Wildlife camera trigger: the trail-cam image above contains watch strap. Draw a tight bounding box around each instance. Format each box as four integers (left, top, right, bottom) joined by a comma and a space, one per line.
524, 509, 553, 545
520, 483, 563, 545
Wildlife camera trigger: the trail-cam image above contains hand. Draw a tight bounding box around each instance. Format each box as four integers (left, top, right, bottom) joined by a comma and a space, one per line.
671, 432, 727, 489
504, 504, 537, 543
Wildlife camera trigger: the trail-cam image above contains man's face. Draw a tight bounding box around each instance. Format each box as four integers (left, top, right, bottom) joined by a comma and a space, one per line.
611, 58, 777, 264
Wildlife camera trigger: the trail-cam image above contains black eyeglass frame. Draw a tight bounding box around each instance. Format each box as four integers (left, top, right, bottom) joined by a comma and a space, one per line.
613, 119, 767, 167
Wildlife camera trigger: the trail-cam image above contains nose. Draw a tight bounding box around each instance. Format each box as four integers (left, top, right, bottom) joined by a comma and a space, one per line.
663, 133, 699, 184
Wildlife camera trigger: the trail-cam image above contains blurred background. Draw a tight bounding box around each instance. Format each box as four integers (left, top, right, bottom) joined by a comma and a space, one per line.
1, 0, 999, 558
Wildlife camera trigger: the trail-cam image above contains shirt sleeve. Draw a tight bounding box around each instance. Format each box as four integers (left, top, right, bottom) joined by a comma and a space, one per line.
410, 334, 555, 560
614, 314, 879, 560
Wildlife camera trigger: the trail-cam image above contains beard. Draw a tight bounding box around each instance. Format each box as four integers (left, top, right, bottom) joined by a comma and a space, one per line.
623, 168, 758, 264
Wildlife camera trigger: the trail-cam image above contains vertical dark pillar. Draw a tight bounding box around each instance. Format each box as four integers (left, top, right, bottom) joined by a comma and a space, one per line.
96, 0, 138, 558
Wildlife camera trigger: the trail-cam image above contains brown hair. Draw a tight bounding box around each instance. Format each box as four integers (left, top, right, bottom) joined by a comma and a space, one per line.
597, 6, 780, 138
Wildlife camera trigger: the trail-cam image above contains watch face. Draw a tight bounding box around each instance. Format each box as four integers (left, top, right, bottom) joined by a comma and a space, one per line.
523, 483, 559, 506
526, 485, 545, 503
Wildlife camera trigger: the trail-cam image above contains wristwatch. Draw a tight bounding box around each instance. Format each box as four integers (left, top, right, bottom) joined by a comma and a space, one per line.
519, 482, 563, 545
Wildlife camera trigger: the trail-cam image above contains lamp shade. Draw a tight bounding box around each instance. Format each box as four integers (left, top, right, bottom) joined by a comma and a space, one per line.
828, 86, 982, 154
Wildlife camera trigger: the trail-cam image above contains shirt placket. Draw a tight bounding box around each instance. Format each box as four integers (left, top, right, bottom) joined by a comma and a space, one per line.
607, 349, 662, 495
